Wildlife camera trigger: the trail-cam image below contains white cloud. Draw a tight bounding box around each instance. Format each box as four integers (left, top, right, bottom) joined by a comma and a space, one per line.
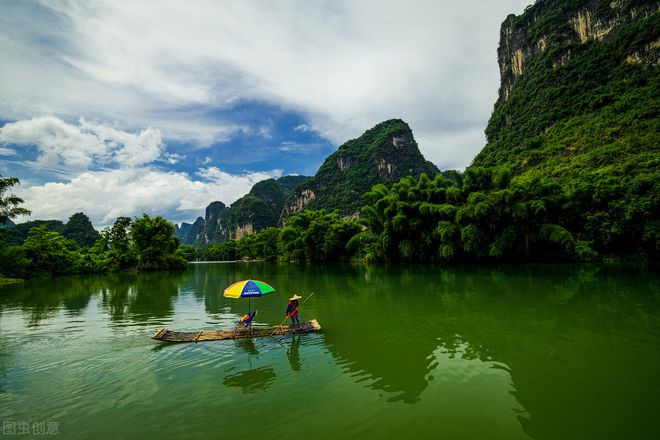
0, 116, 164, 170
16, 166, 283, 227
258, 125, 273, 139
417, 128, 488, 171
0, 0, 531, 169
162, 152, 186, 165
278, 141, 324, 154
0, 147, 17, 156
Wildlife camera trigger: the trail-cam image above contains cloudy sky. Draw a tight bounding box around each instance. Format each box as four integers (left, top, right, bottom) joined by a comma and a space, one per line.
0, 0, 530, 227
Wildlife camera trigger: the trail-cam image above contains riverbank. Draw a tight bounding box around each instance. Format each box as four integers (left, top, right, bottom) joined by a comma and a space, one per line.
0, 277, 24, 285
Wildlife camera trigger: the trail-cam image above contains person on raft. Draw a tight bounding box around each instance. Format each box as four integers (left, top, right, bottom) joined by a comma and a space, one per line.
285, 294, 302, 330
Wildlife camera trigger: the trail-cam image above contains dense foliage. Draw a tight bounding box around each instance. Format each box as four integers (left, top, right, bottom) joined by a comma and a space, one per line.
0, 188, 187, 278
131, 215, 185, 270
279, 211, 361, 262
196, 211, 361, 263
4, 213, 99, 247
193, 162, 657, 263
359, 170, 657, 262
3, 220, 65, 245
226, 195, 278, 236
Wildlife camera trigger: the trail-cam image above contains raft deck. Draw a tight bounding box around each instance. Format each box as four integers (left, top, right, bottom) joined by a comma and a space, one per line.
151, 319, 321, 342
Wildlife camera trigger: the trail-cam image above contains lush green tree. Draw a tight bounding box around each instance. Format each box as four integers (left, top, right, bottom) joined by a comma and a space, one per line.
0, 176, 31, 224
176, 244, 197, 262
198, 241, 237, 261
77, 238, 113, 273
360, 169, 603, 262
22, 226, 79, 276
3, 220, 64, 246
233, 227, 281, 261
280, 210, 361, 262
0, 245, 29, 278
106, 217, 136, 270
130, 214, 185, 270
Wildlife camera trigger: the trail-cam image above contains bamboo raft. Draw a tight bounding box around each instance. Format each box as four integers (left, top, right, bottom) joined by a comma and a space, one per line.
151, 319, 322, 342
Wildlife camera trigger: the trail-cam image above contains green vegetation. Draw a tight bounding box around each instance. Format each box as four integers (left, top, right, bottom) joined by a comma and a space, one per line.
279, 211, 361, 262
226, 194, 278, 236
358, 169, 653, 262
197, 241, 237, 261
4, 213, 100, 247
131, 214, 185, 270
195, 163, 656, 263
196, 211, 361, 262
481, 6, 659, 179
471, 0, 659, 262
0, 176, 31, 281
0, 179, 187, 279
0, 277, 23, 285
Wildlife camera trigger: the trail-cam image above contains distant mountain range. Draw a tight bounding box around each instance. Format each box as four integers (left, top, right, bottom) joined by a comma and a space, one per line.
176, 175, 309, 247
178, 118, 439, 247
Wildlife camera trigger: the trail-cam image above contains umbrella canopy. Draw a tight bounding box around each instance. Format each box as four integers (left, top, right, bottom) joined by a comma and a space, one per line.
223, 279, 276, 299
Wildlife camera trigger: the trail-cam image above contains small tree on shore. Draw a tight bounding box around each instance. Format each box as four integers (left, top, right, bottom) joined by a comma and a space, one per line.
131, 214, 185, 270
0, 176, 31, 224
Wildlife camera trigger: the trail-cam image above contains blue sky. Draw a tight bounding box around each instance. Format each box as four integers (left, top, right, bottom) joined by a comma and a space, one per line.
0, 0, 530, 227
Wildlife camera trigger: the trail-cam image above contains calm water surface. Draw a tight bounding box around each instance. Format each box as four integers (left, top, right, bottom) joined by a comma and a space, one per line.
1, 263, 659, 439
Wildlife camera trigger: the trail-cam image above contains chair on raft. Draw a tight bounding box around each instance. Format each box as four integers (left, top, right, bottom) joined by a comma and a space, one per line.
234, 310, 257, 336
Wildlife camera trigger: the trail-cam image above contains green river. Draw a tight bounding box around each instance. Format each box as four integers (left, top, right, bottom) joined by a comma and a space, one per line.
1, 263, 659, 439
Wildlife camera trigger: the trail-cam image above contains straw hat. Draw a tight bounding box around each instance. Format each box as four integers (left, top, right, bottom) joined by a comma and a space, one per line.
290, 294, 302, 301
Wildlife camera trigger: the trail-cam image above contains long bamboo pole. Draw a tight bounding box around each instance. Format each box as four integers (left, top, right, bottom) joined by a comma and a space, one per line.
269, 292, 314, 337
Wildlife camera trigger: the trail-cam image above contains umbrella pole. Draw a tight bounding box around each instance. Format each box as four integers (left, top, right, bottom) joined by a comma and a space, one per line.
249, 298, 251, 314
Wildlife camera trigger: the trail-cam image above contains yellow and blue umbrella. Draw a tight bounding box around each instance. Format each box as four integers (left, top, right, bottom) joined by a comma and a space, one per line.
223, 279, 276, 312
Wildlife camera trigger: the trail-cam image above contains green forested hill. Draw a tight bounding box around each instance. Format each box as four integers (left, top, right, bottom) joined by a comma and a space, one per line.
280, 119, 438, 220
62, 212, 100, 247
225, 175, 310, 239
4, 213, 99, 247
476, 0, 659, 180
348, 0, 659, 262
466, 0, 659, 258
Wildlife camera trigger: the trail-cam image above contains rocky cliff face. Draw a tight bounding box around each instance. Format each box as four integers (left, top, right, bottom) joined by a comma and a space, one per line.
475, 0, 659, 171
204, 201, 229, 243
183, 217, 205, 246
182, 175, 309, 246
280, 119, 438, 220
497, 0, 658, 102
225, 176, 310, 239
174, 222, 191, 240
181, 201, 228, 247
